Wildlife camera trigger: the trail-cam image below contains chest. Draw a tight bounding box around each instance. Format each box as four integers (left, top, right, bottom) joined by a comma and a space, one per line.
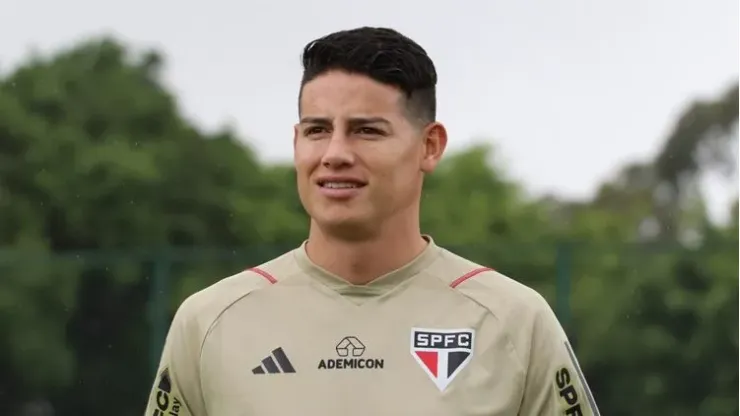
200, 288, 526, 416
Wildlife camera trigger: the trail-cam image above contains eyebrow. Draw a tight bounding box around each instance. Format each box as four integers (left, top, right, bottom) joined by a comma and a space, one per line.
299, 117, 391, 126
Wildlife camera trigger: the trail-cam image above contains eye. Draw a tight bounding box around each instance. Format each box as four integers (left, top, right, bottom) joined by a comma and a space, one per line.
304, 126, 328, 136
357, 127, 383, 136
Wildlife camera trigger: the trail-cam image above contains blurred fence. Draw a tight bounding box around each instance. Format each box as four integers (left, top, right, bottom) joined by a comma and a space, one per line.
0, 240, 736, 415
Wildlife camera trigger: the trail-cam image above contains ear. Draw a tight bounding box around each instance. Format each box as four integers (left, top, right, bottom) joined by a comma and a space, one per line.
419, 122, 448, 173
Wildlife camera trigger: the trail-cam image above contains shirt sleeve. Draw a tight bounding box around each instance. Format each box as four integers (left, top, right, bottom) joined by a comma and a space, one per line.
518, 301, 601, 416
144, 302, 207, 416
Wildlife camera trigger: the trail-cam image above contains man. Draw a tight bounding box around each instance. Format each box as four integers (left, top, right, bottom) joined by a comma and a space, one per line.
144, 27, 600, 415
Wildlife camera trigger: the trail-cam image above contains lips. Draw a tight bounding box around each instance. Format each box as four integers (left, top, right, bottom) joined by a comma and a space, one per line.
316, 178, 367, 189
318, 181, 365, 189
316, 177, 367, 199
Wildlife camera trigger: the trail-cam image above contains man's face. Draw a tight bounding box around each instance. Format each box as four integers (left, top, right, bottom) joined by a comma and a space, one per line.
294, 70, 446, 237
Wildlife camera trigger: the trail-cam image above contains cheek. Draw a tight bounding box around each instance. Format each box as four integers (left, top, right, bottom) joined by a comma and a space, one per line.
373, 147, 421, 194
293, 146, 318, 201
294, 142, 320, 174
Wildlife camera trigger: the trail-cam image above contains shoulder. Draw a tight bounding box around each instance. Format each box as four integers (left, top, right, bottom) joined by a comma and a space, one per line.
431, 247, 565, 367
431, 247, 554, 324
171, 249, 301, 340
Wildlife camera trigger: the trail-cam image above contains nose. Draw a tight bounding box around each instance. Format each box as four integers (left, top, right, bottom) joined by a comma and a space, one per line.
320, 134, 355, 169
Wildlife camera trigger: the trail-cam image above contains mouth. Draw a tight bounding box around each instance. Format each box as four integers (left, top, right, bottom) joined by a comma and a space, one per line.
316, 180, 367, 189
316, 179, 367, 199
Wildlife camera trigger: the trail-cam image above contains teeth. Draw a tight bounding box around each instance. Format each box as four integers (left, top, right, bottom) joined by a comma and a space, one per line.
322, 182, 359, 189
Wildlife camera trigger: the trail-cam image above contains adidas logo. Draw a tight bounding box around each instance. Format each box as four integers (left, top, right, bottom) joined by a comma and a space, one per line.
252, 347, 296, 374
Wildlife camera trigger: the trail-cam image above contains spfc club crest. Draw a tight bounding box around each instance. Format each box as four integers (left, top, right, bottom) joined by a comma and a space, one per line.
410, 328, 475, 392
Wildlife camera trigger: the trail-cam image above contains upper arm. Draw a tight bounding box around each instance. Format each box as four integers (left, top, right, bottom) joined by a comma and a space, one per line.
518, 301, 601, 416
144, 302, 207, 416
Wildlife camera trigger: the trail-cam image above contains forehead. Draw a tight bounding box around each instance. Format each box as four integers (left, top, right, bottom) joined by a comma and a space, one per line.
299, 71, 405, 119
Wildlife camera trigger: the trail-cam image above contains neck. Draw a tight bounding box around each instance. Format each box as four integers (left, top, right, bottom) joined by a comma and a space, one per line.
305, 210, 427, 285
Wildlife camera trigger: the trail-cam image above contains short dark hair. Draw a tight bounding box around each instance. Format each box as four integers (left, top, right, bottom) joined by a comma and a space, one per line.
299, 27, 437, 125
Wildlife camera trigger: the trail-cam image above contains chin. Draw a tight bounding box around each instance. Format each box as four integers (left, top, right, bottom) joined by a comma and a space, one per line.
313, 214, 377, 241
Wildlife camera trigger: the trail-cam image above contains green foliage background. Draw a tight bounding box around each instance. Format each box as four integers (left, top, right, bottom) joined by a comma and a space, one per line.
0, 38, 737, 416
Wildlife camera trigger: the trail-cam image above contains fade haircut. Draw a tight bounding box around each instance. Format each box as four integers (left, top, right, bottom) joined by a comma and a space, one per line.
299, 27, 438, 125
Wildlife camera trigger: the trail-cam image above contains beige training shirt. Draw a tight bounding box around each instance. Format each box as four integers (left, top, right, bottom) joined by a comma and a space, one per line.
145, 237, 600, 415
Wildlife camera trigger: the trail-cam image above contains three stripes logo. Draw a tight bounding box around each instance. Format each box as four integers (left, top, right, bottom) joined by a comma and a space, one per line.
251, 347, 296, 374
